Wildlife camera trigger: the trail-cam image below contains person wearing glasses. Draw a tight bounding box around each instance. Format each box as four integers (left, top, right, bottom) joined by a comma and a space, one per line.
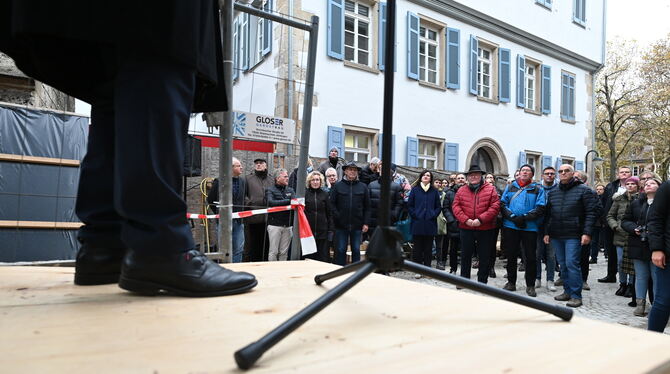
536, 166, 559, 291
543, 164, 598, 308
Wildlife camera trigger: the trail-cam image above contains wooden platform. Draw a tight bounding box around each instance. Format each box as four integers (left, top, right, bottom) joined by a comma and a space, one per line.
2, 261, 670, 373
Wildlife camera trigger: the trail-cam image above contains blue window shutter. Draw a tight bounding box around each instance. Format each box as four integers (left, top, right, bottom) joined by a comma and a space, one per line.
379, 3, 387, 71
542, 155, 552, 170
569, 75, 576, 120
445, 142, 459, 171
327, 126, 344, 157
407, 12, 419, 80
406, 137, 418, 167
554, 157, 563, 169
541, 65, 551, 114
575, 161, 584, 171
241, 13, 250, 71
469, 35, 478, 95
516, 54, 525, 108
446, 28, 460, 89
233, 18, 239, 80
378, 134, 396, 163
518, 152, 527, 168
499, 48, 511, 103
262, 0, 273, 56
327, 0, 344, 60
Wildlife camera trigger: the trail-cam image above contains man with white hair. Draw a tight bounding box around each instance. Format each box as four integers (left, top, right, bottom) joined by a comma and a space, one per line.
265, 168, 295, 261
360, 157, 381, 185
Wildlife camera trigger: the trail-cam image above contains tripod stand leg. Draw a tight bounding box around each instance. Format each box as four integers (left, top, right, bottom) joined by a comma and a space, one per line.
402, 260, 573, 321
314, 260, 368, 285
235, 261, 377, 370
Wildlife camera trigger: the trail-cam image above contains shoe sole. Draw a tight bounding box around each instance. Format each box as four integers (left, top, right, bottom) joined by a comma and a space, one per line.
74, 272, 120, 286
118, 276, 258, 297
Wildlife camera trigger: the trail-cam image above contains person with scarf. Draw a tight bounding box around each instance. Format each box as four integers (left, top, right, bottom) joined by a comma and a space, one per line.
452, 165, 501, 284
318, 147, 345, 181
408, 170, 442, 276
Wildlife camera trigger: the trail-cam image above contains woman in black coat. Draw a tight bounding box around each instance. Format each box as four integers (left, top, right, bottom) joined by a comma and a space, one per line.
304, 171, 334, 262
408, 170, 442, 272
622, 177, 662, 316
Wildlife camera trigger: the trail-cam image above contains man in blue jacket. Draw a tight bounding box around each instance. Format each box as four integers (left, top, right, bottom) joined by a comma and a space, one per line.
501, 164, 546, 297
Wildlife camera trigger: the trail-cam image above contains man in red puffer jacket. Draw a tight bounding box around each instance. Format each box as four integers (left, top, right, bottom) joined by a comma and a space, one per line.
453, 165, 501, 283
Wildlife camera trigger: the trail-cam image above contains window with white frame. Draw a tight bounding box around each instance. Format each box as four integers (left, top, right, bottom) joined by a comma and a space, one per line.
345, 131, 371, 162
536, 0, 552, 9
257, 17, 266, 61
418, 140, 439, 169
477, 46, 493, 99
524, 58, 541, 112
239, 14, 248, 70
573, 0, 586, 25
344, 0, 371, 67
419, 25, 439, 84
525, 152, 541, 181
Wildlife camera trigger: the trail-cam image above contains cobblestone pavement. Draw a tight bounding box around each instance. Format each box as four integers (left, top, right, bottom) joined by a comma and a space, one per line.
390, 252, 669, 334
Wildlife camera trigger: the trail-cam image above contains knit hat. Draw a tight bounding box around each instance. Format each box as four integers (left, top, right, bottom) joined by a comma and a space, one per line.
519, 163, 535, 176
625, 176, 640, 185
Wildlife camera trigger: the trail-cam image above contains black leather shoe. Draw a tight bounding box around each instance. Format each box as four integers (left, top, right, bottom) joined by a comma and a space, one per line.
615, 283, 627, 296
119, 249, 257, 297
74, 245, 126, 285
597, 276, 617, 283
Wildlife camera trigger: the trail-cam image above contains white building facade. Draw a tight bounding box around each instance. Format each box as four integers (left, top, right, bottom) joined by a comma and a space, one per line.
230, 0, 606, 178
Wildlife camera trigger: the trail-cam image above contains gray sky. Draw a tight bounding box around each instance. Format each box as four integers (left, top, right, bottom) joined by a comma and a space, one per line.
607, 0, 670, 45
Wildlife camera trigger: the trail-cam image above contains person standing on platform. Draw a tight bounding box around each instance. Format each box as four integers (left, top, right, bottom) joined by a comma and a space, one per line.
245, 158, 274, 261
303, 171, 334, 262
330, 162, 370, 266
265, 169, 295, 261
647, 180, 670, 332
599, 167, 633, 283
544, 165, 597, 308
452, 165, 501, 284
207, 157, 246, 263
408, 170, 442, 275
1, 1, 258, 296
500, 164, 546, 297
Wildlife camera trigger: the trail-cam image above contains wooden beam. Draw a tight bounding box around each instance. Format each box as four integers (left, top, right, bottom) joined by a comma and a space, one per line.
0, 153, 80, 167
0, 220, 83, 229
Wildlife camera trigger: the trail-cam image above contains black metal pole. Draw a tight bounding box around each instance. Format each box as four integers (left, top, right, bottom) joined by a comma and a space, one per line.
314, 260, 367, 285
379, 0, 396, 227
402, 261, 573, 321
234, 262, 377, 370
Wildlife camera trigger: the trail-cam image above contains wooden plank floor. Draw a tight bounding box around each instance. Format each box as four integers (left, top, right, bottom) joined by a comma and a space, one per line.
2, 261, 670, 373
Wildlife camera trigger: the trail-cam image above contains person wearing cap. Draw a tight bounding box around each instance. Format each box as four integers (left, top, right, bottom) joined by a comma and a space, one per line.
318, 147, 346, 181
543, 164, 598, 308
245, 158, 275, 261
607, 175, 640, 298
500, 164, 546, 297
452, 165, 501, 283
330, 161, 371, 265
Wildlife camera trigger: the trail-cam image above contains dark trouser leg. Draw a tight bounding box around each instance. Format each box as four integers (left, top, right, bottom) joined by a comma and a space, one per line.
475, 229, 495, 283
75, 96, 125, 249
520, 230, 538, 287
112, 56, 196, 254
581, 244, 590, 282
504, 227, 520, 285
449, 237, 460, 271
246, 223, 268, 262
490, 227, 499, 269
412, 235, 432, 267
460, 230, 475, 279
589, 228, 600, 260
604, 226, 617, 278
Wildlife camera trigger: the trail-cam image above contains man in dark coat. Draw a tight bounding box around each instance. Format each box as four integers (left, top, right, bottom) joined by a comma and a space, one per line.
265, 169, 295, 261
359, 157, 381, 185
207, 157, 246, 263
0, 1, 257, 296
367, 164, 403, 232
245, 158, 275, 261
647, 181, 670, 332
543, 165, 598, 308
442, 173, 466, 273
330, 162, 370, 265
599, 166, 633, 283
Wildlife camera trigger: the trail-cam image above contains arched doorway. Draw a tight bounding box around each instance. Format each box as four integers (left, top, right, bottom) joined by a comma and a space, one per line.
465, 138, 509, 177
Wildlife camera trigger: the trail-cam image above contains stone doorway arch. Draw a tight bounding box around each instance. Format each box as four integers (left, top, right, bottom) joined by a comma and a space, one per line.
465, 138, 509, 177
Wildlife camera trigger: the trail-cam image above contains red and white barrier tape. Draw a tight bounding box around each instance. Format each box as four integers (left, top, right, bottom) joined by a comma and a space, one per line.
186, 198, 305, 220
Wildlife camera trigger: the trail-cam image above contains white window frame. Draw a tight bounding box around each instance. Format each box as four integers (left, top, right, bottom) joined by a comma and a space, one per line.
418, 139, 440, 169
419, 25, 439, 85
524, 151, 542, 181
477, 46, 493, 99
344, 0, 372, 67
524, 57, 542, 113
344, 131, 372, 163
475, 38, 499, 102
239, 14, 249, 70
257, 15, 265, 61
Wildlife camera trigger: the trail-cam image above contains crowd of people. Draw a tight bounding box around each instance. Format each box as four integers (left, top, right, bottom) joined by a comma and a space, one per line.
209, 150, 670, 330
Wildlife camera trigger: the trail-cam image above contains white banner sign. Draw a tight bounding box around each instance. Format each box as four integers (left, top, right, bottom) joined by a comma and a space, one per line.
232, 111, 295, 144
